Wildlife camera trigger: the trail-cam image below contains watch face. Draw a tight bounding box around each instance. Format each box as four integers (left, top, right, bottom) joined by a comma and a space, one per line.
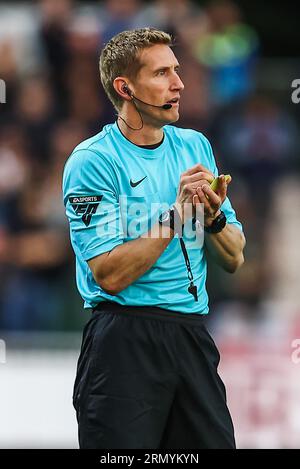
160, 210, 170, 222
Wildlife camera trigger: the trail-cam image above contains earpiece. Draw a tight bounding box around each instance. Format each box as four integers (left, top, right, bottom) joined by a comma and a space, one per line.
122, 84, 131, 96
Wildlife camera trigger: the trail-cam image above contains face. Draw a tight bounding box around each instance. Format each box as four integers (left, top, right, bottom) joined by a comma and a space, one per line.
130, 44, 185, 126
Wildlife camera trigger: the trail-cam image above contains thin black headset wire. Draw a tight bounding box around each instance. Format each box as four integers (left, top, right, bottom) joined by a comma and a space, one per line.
117, 96, 144, 131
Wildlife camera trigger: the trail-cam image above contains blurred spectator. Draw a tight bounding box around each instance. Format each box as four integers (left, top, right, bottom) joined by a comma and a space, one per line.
134, 0, 202, 35
13, 75, 57, 165
0, 126, 30, 203
38, 0, 75, 103
176, 51, 211, 132
0, 3, 42, 76
0, 41, 18, 115
0, 117, 89, 331
0, 163, 70, 331
65, 58, 113, 132
67, 12, 100, 56
212, 95, 299, 215
98, 0, 143, 44
193, 0, 259, 106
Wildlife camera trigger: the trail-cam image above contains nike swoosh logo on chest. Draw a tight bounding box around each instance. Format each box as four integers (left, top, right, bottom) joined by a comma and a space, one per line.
130, 176, 147, 187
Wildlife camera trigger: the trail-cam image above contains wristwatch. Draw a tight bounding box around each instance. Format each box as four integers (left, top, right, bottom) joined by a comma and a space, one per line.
204, 211, 227, 234
158, 205, 183, 236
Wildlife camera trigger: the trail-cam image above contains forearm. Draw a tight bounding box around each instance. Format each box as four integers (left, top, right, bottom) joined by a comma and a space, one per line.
205, 223, 246, 273
95, 222, 174, 294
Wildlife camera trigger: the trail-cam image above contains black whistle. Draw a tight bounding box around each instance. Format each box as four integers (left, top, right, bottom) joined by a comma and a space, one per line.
188, 282, 198, 302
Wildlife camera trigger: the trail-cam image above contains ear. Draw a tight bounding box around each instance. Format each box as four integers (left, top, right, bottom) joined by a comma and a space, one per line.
113, 77, 132, 101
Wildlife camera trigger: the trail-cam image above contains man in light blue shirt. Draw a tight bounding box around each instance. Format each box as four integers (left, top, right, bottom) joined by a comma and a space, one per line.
63, 28, 245, 449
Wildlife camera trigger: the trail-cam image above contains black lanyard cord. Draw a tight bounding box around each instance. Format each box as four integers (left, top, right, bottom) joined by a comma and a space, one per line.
179, 236, 198, 302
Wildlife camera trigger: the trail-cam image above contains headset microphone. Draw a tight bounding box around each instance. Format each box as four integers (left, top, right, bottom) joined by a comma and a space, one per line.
122, 85, 172, 110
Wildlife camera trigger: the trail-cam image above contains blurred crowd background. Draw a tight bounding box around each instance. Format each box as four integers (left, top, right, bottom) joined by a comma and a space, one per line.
0, 0, 300, 448
1, 0, 299, 332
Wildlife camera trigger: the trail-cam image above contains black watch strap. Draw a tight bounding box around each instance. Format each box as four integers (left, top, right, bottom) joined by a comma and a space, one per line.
159, 205, 183, 237
204, 210, 227, 234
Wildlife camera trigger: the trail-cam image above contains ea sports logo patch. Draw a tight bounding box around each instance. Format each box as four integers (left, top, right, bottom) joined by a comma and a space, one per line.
69, 195, 103, 226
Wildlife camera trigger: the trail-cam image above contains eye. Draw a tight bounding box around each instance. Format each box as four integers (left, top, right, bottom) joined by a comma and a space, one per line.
157, 70, 166, 76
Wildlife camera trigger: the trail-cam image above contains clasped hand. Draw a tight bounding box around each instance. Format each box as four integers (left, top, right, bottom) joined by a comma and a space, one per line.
176, 164, 231, 228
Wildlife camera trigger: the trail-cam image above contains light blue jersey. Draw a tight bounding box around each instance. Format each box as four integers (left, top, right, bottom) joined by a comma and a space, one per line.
62, 122, 242, 313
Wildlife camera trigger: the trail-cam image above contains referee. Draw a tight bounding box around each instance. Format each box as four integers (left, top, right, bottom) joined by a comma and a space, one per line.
63, 28, 245, 449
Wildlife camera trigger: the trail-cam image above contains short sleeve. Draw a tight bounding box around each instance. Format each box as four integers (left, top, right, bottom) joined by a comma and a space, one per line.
62, 149, 124, 261
203, 135, 243, 232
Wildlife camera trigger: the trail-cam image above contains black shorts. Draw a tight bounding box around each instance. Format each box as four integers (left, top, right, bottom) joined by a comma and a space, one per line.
73, 301, 235, 449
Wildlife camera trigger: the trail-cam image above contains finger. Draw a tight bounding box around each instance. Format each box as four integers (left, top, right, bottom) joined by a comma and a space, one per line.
217, 174, 232, 200
193, 195, 205, 219
217, 175, 227, 200
218, 174, 232, 189
185, 171, 214, 185
226, 175, 232, 185
183, 163, 214, 177
196, 186, 213, 214
201, 184, 221, 208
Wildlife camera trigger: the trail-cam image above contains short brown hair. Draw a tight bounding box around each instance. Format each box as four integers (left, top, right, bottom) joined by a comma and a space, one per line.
99, 28, 173, 111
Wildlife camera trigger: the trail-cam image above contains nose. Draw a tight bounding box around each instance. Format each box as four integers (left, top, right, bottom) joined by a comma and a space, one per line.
171, 72, 184, 92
